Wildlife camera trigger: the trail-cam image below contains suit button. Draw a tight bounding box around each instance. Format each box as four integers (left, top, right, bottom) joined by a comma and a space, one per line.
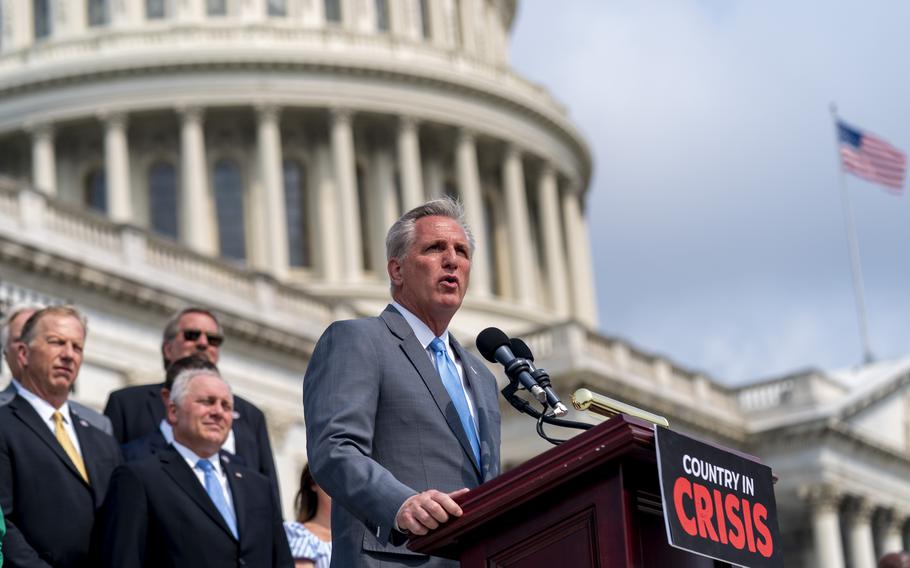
238, 560, 246, 566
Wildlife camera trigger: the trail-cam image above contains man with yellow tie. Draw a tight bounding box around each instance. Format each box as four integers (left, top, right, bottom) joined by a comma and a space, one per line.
0, 305, 121, 568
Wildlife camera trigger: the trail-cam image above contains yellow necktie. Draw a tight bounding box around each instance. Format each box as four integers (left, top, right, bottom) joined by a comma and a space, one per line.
52, 411, 89, 484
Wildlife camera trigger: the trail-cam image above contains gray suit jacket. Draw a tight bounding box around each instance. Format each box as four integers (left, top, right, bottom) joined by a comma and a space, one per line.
304, 305, 501, 568
0, 382, 113, 435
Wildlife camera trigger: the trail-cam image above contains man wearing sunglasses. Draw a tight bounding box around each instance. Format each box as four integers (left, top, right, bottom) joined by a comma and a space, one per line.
103, 307, 279, 502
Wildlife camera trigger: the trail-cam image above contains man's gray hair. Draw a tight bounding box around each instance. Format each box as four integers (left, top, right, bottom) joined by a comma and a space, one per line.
385, 197, 475, 261
1, 302, 44, 348
18, 305, 88, 345
169, 367, 231, 408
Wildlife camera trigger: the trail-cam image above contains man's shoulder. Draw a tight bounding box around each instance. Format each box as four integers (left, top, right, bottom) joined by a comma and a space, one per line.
70, 400, 114, 434
107, 382, 163, 403
233, 394, 265, 421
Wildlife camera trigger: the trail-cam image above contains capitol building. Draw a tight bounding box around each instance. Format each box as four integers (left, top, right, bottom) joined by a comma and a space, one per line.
1, 2, 909, 567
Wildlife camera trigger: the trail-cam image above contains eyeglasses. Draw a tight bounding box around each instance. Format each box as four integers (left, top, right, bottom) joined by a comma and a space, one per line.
179, 329, 224, 347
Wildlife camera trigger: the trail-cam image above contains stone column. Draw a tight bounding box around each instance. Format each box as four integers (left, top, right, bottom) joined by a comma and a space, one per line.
876, 509, 905, 558
178, 106, 215, 255
802, 484, 846, 568
397, 116, 423, 212
458, 0, 476, 55
561, 183, 598, 326
845, 497, 877, 568
314, 143, 341, 281
330, 108, 362, 282
422, 156, 444, 200
455, 129, 490, 298
30, 124, 57, 196
368, 148, 397, 280
102, 112, 132, 223
502, 144, 537, 306
537, 163, 570, 316
255, 105, 289, 279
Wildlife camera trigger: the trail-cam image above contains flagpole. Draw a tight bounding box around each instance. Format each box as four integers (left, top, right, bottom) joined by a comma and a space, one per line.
830, 103, 875, 364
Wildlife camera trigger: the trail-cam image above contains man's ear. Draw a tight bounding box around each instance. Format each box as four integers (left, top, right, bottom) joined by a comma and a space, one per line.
388, 258, 403, 287
159, 387, 170, 406
15, 343, 28, 372
166, 400, 178, 426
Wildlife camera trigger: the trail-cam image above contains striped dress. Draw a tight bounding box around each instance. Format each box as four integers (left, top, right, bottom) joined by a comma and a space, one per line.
283, 522, 331, 568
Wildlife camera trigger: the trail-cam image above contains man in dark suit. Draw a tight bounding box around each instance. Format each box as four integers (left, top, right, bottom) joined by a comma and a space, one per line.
103, 307, 279, 498
0, 305, 122, 568
96, 367, 292, 567
1, 304, 112, 434
304, 199, 502, 567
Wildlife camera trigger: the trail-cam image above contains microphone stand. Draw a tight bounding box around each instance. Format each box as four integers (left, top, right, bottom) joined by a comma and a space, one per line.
500, 381, 593, 446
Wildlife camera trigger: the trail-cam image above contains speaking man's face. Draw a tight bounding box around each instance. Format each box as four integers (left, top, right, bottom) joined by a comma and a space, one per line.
17, 314, 85, 405
170, 373, 234, 457
390, 216, 471, 326
163, 312, 223, 366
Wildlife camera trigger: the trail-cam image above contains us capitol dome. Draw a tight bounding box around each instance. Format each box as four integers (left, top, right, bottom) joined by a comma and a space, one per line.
3, 3, 910, 566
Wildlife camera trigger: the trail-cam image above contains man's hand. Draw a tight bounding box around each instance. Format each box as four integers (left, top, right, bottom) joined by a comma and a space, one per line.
395, 488, 470, 536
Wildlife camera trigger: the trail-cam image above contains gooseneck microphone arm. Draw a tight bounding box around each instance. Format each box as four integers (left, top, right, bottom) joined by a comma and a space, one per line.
509, 338, 568, 417
476, 328, 590, 444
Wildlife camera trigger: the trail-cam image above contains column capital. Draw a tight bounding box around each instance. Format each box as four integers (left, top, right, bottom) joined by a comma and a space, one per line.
799, 483, 844, 513
98, 111, 129, 128
25, 121, 55, 137
457, 127, 476, 146
176, 105, 205, 123
875, 507, 908, 532
504, 142, 523, 161
330, 107, 353, 125
398, 115, 420, 132
843, 496, 876, 524
255, 103, 282, 122
540, 160, 557, 179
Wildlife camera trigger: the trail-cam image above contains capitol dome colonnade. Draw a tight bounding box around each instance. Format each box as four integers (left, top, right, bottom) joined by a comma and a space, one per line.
0, 0, 597, 327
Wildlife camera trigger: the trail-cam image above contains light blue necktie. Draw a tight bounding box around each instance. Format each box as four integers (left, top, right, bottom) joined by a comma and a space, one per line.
429, 337, 482, 468
196, 459, 238, 539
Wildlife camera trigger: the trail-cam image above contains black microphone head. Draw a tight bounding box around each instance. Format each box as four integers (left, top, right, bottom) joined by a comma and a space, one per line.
476, 327, 510, 362
509, 338, 534, 362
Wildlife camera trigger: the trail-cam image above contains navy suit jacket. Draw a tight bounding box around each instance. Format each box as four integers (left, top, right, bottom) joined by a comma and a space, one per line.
94, 445, 292, 568
0, 395, 122, 568
104, 382, 279, 502
304, 305, 502, 568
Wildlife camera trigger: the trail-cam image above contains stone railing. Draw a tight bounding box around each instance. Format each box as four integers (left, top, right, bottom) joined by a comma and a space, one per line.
737, 378, 796, 412
518, 321, 744, 434
0, 184, 334, 332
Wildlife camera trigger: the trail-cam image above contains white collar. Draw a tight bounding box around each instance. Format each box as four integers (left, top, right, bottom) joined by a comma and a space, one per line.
13, 378, 72, 423
172, 439, 222, 475
391, 301, 451, 351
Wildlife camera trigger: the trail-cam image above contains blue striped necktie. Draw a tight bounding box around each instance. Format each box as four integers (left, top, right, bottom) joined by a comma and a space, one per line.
429, 337, 482, 467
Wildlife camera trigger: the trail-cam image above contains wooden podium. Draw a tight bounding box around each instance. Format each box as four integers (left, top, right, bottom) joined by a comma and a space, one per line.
409, 415, 729, 567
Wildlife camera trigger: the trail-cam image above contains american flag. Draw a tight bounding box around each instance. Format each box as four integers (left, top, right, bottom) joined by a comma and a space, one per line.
837, 121, 907, 194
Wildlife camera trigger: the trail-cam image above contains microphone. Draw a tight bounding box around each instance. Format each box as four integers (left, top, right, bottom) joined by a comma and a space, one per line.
476, 327, 545, 402
509, 338, 568, 417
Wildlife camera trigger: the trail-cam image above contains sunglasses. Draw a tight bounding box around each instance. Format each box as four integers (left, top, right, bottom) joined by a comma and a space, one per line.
179, 329, 224, 347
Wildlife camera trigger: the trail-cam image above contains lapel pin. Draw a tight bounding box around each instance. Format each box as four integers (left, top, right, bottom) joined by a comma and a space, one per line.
232, 411, 241, 419
79, 419, 89, 428
235, 472, 243, 478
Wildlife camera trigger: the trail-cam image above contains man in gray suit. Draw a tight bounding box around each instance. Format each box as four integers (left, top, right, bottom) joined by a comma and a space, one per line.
1, 305, 113, 434
304, 198, 502, 567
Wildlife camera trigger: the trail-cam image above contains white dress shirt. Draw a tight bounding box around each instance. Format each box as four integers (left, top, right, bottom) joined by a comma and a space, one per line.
13, 378, 84, 457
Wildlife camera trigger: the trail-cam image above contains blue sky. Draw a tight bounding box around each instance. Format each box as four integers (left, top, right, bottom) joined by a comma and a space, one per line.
511, 1, 910, 384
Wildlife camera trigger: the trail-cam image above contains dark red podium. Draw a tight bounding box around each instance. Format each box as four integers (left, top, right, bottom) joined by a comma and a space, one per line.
409, 415, 730, 567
